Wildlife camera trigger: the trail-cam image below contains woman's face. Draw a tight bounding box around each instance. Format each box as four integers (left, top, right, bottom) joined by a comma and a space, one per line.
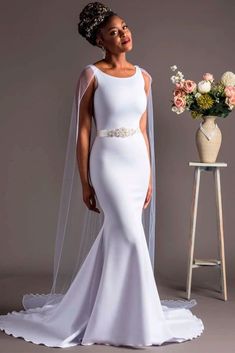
96, 15, 133, 54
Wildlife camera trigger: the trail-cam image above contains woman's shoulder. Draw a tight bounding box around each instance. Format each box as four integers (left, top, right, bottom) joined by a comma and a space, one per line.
138, 66, 152, 81
75, 65, 97, 91
77, 64, 98, 82
80, 64, 96, 74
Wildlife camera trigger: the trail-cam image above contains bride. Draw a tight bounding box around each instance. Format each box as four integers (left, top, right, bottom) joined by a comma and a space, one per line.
0, 1, 204, 348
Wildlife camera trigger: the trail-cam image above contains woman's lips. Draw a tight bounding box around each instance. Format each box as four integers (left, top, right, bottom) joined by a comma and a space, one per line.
122, 38, 130, 44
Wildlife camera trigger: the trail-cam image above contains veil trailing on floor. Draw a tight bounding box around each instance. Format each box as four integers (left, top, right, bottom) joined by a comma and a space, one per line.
22, 64, 197, 311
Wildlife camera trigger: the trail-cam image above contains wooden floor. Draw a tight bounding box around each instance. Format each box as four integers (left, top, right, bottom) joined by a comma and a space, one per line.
0, 273, 234, 353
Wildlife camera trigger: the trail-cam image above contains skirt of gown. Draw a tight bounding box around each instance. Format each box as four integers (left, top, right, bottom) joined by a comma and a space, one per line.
0, 131, 204, 348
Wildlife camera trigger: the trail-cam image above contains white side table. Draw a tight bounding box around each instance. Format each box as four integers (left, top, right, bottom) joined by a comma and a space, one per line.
186, 162, 228, 301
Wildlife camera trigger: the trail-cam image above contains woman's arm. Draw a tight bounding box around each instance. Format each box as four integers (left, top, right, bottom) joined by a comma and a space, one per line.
76, 75, 100, 213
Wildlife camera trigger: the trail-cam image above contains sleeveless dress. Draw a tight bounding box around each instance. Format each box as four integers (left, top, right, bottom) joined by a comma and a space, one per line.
0, 64, 204, 348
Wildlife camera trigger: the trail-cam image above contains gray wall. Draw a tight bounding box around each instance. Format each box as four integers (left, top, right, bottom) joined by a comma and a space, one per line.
0, 0, 234, 284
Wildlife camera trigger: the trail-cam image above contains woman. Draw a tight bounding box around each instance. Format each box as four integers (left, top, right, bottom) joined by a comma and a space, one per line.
0, 2, 204, 348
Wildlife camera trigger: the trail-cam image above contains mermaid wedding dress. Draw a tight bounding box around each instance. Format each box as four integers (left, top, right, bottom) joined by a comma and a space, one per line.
0, 64, 204, 348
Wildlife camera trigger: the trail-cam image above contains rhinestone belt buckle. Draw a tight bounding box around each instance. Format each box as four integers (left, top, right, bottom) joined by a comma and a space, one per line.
107, 127, 138, 137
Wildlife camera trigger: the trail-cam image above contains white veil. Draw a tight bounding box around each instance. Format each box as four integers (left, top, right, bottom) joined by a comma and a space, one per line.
22, 64, 197, 311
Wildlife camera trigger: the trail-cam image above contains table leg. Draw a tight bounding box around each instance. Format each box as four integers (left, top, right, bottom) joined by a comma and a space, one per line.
214, 167, 228, 301
186, 167, 201, 299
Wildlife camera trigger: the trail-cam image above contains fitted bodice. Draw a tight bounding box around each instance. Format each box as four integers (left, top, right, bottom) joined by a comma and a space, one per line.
90, 64, 147, 130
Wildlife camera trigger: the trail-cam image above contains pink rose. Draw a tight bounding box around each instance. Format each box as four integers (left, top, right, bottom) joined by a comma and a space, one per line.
175, 82, 184, 89
203, 73, 214, 81
173, 88, 186, 97
174, 95, 186, 108
183, 80, 196, 93
229, 95, 235, 105
224, 85, 235, 97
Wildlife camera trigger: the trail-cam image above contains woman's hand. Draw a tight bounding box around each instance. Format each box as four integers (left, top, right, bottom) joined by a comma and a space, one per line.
82, 183, 100, 213
143, 176, 153, 209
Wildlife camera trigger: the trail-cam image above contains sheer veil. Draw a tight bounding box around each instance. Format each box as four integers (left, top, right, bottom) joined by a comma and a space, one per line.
22, 64, 197, 311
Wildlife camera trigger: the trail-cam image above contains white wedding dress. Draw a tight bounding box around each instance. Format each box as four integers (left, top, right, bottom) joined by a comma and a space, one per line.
0, 64, 204, 348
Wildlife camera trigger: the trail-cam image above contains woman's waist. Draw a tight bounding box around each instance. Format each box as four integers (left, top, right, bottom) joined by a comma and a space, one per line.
96, 126, 141, 138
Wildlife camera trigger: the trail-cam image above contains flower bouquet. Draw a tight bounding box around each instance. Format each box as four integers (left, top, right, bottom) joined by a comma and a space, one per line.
170, 65, 235, 162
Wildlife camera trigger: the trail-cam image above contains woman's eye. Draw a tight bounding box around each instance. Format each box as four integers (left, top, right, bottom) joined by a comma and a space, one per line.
110, 25, 128, 36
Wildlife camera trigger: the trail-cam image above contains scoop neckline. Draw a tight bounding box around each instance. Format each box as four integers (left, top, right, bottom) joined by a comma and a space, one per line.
91, 64, 138, 79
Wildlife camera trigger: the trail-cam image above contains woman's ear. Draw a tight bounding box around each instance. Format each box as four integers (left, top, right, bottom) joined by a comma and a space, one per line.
96, 31, 104, 48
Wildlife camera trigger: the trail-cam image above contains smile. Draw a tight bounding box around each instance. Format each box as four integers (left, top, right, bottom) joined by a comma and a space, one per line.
122, 38, 130, 44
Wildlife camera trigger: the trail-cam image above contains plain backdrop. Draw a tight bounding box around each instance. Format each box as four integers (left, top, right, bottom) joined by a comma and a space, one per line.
0, 0, 234, 288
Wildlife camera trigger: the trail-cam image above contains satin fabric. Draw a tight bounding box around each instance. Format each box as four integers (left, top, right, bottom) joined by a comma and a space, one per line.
0, 64, 204, 347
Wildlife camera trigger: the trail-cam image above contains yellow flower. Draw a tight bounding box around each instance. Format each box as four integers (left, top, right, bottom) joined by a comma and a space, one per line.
211, 83, 224, 96
191, 111, 202, 119
196, 93, 214, 109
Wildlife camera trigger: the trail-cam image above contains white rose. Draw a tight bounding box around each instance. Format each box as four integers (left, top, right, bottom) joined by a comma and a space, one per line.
197, 80, 211, 93
172, 106, 178, 112
221, 71, 235, 86
176, 107, 185, 114
172, 106, 184, 114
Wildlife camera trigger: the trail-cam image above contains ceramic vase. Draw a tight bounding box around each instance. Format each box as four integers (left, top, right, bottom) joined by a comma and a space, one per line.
195, 115, 222, 163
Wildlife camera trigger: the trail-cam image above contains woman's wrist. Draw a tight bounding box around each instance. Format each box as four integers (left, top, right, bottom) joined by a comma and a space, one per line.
81, 179, 90, 189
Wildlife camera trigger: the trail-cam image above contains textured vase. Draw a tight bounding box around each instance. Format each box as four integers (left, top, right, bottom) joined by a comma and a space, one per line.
195, 115, 222, 163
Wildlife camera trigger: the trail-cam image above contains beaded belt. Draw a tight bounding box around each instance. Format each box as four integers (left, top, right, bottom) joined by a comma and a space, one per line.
97, 126, 141, 137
